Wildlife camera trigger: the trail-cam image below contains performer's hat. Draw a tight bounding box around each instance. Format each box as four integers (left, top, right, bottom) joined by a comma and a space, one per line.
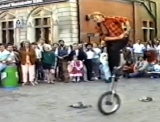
85, 11, 104, 21
89, 11, 105, 19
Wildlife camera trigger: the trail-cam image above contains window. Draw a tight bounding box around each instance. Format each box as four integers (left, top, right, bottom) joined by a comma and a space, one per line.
1, 21, 14, 44
149, 30, 154, 40
142, 21, 155, 41
143, 21, 147, 27
34, 17, 51, 43
143, 29, 147, 42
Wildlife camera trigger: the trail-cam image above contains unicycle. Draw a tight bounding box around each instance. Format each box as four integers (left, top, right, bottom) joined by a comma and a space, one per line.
98, 67, 121, 115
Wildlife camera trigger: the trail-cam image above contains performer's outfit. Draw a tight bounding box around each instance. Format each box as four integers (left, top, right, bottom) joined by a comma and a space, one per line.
96, 16, 129, 73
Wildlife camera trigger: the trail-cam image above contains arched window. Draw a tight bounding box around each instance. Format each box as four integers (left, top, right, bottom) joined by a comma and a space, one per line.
0, 13, 15, 44
27, 7, 52, 43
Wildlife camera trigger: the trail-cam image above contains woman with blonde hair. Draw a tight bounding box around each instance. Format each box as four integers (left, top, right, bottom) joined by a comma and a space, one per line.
42, 45, 56, 84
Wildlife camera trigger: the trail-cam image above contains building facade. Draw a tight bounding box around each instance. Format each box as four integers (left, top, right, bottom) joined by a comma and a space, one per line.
0, 0, 159, 45
79, 0, 157, 43
0, 0, 79, 45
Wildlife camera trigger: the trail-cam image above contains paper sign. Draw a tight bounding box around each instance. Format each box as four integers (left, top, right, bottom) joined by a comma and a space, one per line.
1, 72, 7, 80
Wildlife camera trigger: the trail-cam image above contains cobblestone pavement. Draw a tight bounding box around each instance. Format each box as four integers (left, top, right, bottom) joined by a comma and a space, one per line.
0, 78, 160, 122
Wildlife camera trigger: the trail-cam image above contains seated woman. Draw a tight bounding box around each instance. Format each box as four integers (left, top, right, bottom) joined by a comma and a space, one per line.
127, 56, 149, 78
148, 60, 160, 78
123, 60, 134, 77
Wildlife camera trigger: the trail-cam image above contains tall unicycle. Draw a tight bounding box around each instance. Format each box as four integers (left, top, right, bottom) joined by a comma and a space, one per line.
98, 67, 121, 115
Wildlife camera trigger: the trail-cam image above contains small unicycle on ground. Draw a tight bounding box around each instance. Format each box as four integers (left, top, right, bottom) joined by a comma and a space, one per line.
98, 67, 121, 115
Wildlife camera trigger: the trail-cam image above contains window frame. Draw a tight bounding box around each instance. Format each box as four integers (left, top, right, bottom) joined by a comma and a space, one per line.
34, 16, 51, 42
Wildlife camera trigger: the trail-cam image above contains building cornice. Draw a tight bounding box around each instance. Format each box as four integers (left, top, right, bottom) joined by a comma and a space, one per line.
0, 0, 69, 10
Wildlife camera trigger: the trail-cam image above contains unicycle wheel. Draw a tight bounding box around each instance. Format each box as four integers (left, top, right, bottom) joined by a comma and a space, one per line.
98, 91, 121, 115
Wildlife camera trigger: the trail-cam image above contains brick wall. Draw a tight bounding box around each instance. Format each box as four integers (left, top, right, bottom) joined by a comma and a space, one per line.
79, 0, 155, 42
152, 0, 160, 38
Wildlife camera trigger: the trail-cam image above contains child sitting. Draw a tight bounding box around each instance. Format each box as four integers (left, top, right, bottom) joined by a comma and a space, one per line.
148, 60, 160, 78
68, 55, 83, 82
153, 61, 160, 72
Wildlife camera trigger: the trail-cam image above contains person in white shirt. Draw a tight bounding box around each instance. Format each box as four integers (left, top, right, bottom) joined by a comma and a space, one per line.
146, 41, 152, 50
155, 42, 160, 60
92, 42, 101, 80
31, 43, 42, 60
31, 42, 43, 83
37, 38, 52, 52
133, 40, 145, 61
84, 43, 94, 81
6, 44, 17, 65
99, 47, 111, 82
0, 44, 10, 71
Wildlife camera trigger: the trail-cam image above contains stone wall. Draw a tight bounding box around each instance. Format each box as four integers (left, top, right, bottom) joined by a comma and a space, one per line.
57, 0, 78, 45
152, 0, 160, 38
78, 0, 157, 42
0, 0, 79, 45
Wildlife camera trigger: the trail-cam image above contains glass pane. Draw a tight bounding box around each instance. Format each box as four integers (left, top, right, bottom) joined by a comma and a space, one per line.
143, 29, 147, 41
149, 30, 154, 40
44, 27, 50, 43
2, 22, 6, 29
2, 30, 6, 44
35, 18, 41, 26
8, 29, 14, 44
149, 22, 154, 28
43, 18, 50, 25
35, 28, 41, 41
143, 21, 147, 27
8, 21, 13, 28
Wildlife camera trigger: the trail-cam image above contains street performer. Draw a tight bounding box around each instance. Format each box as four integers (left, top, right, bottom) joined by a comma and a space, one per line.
87, 12, 131, 74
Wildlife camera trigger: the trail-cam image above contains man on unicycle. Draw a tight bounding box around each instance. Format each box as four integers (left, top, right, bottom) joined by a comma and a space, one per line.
87, 12, 131, 115
87, 12, 131, 76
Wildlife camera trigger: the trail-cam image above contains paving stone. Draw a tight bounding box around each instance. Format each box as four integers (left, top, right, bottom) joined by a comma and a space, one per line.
0, 78, 159, 122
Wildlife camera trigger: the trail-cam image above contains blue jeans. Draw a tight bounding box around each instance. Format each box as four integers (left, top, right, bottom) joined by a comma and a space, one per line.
129, 72, 145, 78
100, 64, 111, 80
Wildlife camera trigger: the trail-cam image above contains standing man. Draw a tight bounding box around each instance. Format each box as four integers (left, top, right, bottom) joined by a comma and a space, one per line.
55, 40, 70, 82
133, 39, 145, 61
88, 12, 131, 73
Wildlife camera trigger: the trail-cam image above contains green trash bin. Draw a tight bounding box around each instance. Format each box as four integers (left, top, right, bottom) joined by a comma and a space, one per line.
1, 66, 19, 88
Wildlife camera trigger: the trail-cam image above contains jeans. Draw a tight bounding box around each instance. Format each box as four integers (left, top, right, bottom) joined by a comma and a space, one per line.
92, 58, 100, 77
129, 72, 145, 78
107, 37, 128, 74
101, 64, 111, 80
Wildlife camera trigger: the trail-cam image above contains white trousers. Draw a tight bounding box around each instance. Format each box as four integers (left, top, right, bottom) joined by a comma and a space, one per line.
21, 64, 35, 83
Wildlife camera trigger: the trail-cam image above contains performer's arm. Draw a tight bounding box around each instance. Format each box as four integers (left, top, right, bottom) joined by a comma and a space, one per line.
104, 36, 122, 41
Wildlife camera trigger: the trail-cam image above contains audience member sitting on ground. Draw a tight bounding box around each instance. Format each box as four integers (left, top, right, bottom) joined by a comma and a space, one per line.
123, 60, 134, 77
126, 56, 149, 78
148, 60, 160, 78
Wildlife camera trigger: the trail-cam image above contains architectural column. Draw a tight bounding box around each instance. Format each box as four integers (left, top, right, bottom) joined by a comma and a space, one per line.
57, 0, 78, 45
27, 18, 35, 42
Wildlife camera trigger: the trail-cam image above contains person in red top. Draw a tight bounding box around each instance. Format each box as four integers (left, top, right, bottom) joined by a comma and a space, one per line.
88, 12, 131, 73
